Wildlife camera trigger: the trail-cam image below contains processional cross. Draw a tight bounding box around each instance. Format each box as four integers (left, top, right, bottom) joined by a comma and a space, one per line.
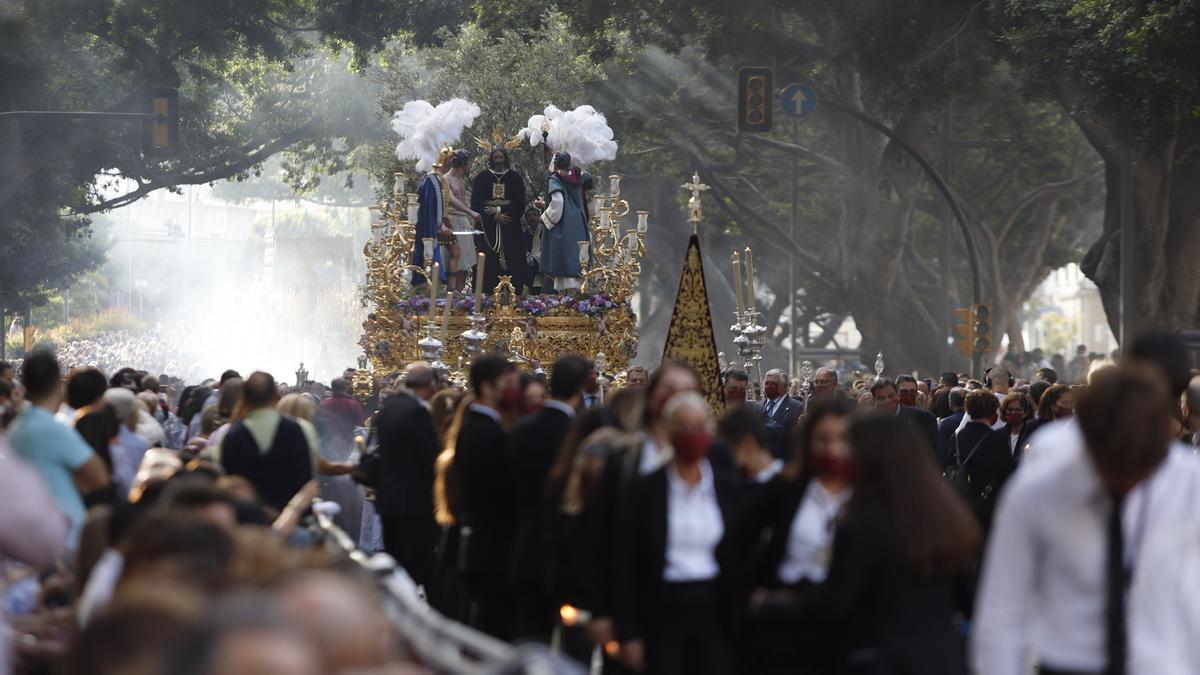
681, 172, 711, 234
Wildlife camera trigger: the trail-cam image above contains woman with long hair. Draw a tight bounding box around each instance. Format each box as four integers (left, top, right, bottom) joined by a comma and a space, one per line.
718, 397, 856, 674
810, 414, 980, 674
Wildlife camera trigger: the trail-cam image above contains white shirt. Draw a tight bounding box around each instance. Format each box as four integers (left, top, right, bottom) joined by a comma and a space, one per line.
663, 460, 723, 582
971, 424, 1200, 675
541, 191, 564, 229
543, 399, 576, 419
468, 402, 502, 424
763, 395, 785, 419
777, 481, 852, 584
753, 459, 784, 484
639, 435, 670, 476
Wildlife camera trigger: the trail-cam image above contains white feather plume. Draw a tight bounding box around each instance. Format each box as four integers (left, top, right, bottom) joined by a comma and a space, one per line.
392, 98, 482, 171
518, 104, 618, 167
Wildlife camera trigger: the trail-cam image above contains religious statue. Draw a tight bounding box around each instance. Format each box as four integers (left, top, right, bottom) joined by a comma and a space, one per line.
414, 148, 452, 287
443, 149, 482, 292
539, 151, 591, 292
471, 146, 528, 295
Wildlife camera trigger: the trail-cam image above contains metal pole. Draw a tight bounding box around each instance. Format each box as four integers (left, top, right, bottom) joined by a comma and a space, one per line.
940, 103, 953, 374
1119, 148, 1134, 351
789, 117, 798, 378
0, 308, 5, 362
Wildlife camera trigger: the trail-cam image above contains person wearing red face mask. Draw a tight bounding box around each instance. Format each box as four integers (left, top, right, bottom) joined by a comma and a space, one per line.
718, 398, 856, 675
449, 354, 520, 639
874, 377, 941, 460
999, 393, 1035, 463
759, 369, 804, 460
615, 392, 744, 675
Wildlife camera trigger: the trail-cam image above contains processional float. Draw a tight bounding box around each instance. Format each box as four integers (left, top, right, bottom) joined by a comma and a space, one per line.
354, 100, 645, 392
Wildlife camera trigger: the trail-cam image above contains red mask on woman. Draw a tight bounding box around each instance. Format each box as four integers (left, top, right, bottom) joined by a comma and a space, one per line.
499, 386, 523, 411
810, 454, 858, 482
670, 431, 711, 463
1004, 410, 1025, 425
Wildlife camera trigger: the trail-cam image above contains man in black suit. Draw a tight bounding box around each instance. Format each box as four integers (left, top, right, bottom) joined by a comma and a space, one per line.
758, 369, 804, 459
936, 387, 967, 460
931, 371, 959, 418
871, 377, 940, 458
721, 368, 750, 409
949, 389, 1016, 532
451, 355, 521, 639
374, 362, 440, 587
508, 354, 590, 642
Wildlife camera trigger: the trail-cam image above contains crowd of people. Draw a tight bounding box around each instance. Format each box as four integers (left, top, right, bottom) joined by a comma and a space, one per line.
1, 331, 1199, 674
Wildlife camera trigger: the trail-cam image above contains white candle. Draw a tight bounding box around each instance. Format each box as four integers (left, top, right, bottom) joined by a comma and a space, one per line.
577, 241, 590, 269
393, 173, 406, 196
600, 209, 610, 229
637, 211, 649, 233
474, 251, 486, 310
441, 291, 453, 344
744, 247, 756, 311
430, 261, 440, 301
609, 175, 621, 198
732, 251, 746, 317
407, 194, 420, 224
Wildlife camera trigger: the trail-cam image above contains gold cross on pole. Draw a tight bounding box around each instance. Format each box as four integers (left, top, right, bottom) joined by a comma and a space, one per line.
681, 172, 711, 233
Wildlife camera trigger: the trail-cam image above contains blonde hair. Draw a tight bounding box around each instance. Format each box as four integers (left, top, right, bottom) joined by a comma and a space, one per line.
433, 393, 473, 526
277, 393, 316, 422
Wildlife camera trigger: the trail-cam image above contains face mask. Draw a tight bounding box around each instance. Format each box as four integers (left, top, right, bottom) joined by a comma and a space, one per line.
670, 431, 710, 463
810, 453, 857, 482
763, 383, 781, 399
499, 386, 523, 411
898, 391, 918, 406
1004, 411, 1024, 425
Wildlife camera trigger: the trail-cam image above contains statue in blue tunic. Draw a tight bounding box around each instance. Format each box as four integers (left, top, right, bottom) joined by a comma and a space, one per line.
413, 148, 452, 287
539, 152, 590, 293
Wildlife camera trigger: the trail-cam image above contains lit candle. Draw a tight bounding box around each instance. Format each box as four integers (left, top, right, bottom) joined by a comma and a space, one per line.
393, 172, 406, 197
731, 251, 746, 317
430, 261, 440, 301
744, 247, 756, 311
637, 211, 649, 233
474, 251, 486, 310
441, 290, 453, 344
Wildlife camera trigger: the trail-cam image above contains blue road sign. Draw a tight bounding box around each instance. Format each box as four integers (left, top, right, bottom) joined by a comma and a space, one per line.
780, 82, 818, 118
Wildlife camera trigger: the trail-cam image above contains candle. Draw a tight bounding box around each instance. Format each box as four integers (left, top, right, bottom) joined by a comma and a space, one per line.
474, 251, 486, 310
744, 247, 756, 311
627, 234, 637, 255
593, 196, 604, 215
393, 172, 406, 196
731, 251, 746, 317
600, 209, 610, 229
430, 261, 440, 301
406, 193, 419, 223
577, 241, 590, 269
637, 211, 649, 233
441, 290, 453, 344
609, 175, 621, 198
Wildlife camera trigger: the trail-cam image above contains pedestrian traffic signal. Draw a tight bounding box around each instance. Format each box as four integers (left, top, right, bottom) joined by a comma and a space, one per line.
972, 303, 992, 353
143, 87, 178, 156
737, 67, 774, 133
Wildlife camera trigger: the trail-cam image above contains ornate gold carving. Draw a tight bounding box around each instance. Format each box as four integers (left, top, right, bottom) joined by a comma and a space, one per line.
662, 234, 723, 412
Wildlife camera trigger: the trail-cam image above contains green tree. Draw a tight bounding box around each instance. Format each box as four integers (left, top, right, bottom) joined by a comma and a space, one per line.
995, 0, 1200, 338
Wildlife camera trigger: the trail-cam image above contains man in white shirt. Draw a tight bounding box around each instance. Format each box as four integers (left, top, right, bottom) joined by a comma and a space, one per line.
972, 364, 1200, 675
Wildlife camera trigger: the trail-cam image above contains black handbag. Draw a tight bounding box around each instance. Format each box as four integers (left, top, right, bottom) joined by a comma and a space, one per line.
351, 427, 381, 488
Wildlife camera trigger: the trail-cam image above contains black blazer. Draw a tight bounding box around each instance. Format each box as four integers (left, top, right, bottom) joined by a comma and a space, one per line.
507, 405, 573, 586
937, 411, 965, 464
614, 461, 744, 643
373, 392, 439, 520
451, 408, 515, 578
808, 493, 968, 675
758, 395, 805, 459
949, 421, 1016, 530
898, 405, 941, 459
718, 476, 808, 595
1001, 422, 1034, 464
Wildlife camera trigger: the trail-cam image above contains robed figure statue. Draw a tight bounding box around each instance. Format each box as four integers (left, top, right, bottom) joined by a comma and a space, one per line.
471, 147, 528, 294
539, 152, 590, 292
413, 150, 451, 287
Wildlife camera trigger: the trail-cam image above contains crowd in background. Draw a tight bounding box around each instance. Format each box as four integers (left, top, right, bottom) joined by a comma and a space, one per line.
1, 331, 1199, 674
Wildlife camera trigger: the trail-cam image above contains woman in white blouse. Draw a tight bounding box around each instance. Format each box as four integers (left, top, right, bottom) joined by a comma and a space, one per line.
718, 397, 857, 675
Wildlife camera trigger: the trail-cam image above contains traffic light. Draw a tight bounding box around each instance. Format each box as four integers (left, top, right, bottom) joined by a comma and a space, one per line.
954, 307, 974, 358
972, 303, 992, 353
143, 87, 178, 156
737, 66, 773, 133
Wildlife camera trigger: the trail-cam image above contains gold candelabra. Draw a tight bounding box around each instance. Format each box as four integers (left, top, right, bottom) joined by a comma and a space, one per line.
580, 175, 649, 303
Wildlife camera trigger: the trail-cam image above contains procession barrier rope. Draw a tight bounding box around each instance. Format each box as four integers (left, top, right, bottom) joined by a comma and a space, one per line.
307, 499, 584, 675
